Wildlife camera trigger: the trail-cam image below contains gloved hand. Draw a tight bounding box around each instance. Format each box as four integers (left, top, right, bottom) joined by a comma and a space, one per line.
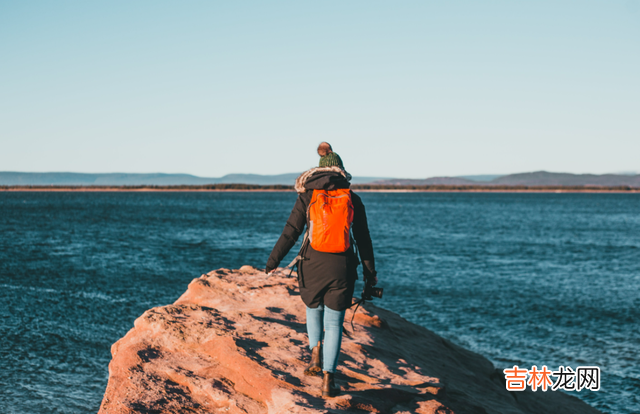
265, 265, 275, 274
364, 269, 378, 286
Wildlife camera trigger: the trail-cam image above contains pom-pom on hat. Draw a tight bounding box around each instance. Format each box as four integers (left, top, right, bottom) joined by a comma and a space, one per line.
317, 142, 332, 156
317, 141, 345, 169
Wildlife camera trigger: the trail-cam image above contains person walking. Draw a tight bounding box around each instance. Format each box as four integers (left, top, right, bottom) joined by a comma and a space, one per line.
265, 142, 377, 397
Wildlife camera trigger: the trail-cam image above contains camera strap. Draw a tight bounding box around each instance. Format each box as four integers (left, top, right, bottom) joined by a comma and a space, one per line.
348, 298, 364, 331
281, 231, 310, 285
346, 234, 366, 331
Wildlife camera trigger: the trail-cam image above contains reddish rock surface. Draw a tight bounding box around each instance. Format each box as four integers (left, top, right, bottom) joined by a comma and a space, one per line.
99, 266, 601, 414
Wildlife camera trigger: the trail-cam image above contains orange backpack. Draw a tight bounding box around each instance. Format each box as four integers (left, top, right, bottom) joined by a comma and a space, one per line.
307, 188, 354, 253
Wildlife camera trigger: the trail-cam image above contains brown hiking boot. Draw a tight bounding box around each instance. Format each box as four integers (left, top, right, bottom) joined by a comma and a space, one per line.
322, 371, 340, 398
304, 341, 322, 376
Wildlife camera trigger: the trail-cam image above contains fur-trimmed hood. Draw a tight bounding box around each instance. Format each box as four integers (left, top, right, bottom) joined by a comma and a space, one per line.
294, 166, 352, 193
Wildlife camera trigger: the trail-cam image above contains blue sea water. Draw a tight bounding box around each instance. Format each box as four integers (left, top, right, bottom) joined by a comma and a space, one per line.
0, 191, 638, 414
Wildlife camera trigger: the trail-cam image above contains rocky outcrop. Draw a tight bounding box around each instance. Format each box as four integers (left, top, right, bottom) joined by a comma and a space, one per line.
99, 266, 600, 414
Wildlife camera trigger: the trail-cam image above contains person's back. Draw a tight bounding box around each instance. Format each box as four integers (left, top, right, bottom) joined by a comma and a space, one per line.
266, 143, 377, 397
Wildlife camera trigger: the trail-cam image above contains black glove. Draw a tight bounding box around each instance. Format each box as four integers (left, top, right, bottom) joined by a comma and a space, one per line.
363, 268, 377, 280
364, 269, 378, 285
265, 265, 275, 274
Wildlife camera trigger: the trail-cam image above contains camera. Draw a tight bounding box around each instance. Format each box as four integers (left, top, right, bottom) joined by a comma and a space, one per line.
362, 278, 383, 301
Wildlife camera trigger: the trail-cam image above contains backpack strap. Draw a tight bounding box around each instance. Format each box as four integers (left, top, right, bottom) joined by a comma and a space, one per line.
351, 232, 360, 267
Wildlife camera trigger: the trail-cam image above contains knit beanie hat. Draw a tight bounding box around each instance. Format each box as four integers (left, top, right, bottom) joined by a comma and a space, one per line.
319, 152, 344, 169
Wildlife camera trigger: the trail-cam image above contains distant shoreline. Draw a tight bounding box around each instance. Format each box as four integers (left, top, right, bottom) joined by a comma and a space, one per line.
2, 185, 639, 193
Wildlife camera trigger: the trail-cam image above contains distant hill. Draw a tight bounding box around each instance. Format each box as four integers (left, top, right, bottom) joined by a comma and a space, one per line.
371, 177, 478, 186
374, 171, 640, 187
0, 172, 217, 186
215, 173, 300, 185
490, 171, 640, 186
0, 172, 391, 186
457, 174, 504, 182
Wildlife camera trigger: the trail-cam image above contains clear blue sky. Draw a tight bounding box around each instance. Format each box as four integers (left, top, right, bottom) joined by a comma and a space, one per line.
1, 1, 638, 178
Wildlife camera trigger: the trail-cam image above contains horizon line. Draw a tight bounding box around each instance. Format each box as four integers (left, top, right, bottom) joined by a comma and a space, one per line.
1, 170, 639, 179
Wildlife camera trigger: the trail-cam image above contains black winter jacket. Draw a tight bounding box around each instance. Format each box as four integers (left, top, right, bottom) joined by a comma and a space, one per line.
266, 167, 376, 311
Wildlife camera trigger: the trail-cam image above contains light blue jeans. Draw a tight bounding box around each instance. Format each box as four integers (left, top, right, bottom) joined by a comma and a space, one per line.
306, 304, 346, 373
